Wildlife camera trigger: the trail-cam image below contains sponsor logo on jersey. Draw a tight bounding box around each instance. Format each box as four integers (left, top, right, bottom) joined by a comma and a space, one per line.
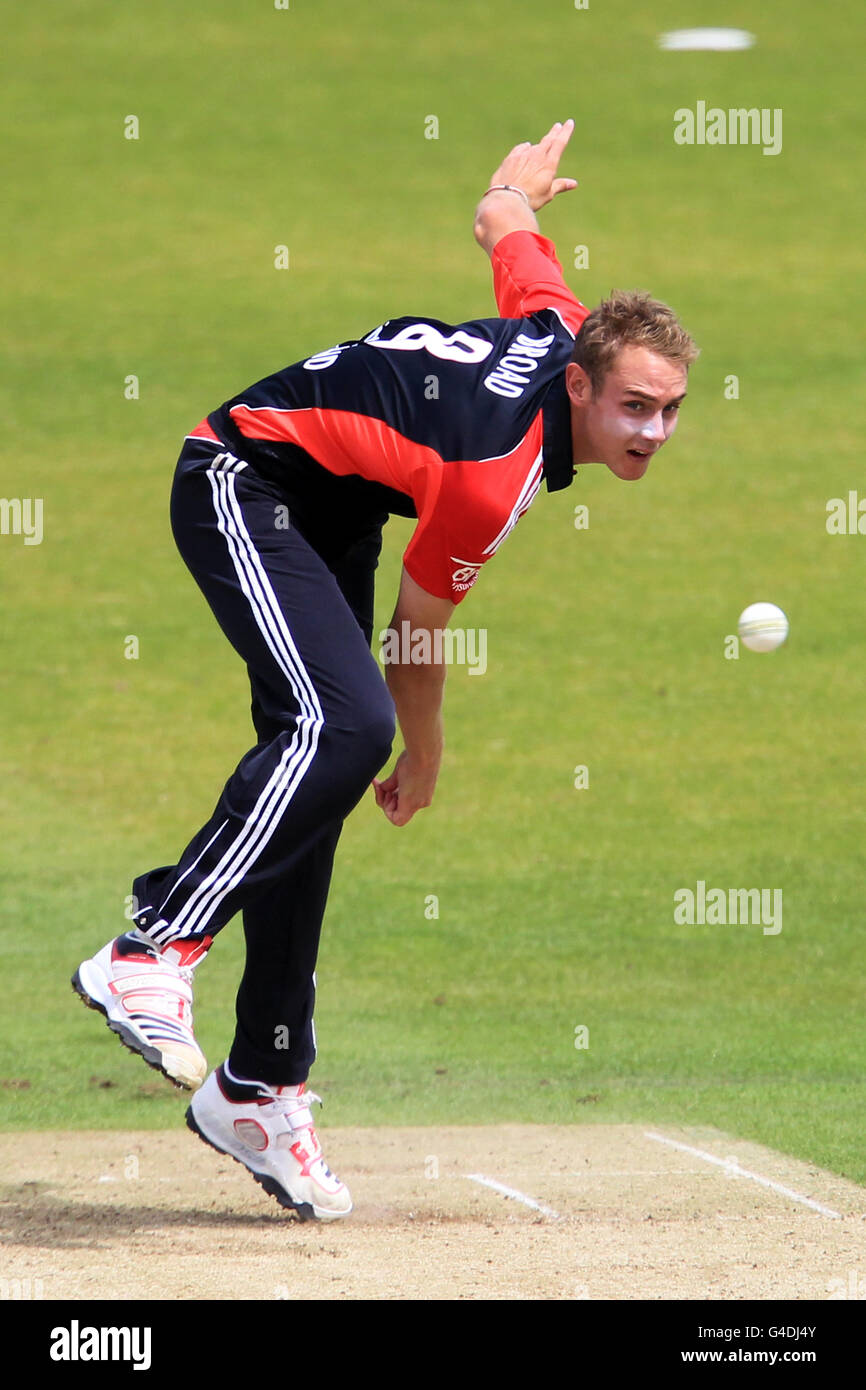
450, 557, 482, 591
483, 331, 555, 399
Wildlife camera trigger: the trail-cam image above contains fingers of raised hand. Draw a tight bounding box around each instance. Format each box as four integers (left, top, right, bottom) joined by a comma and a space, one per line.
541, 119, 575, 163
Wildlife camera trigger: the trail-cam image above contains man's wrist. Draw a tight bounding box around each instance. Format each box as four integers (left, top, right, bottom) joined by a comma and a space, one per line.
402, 741, 443, 773
482, 184, 533, 210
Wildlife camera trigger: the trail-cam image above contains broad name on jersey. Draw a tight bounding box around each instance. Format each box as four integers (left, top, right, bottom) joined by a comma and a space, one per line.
483, 331, 555, 399
303, 343, 354, 371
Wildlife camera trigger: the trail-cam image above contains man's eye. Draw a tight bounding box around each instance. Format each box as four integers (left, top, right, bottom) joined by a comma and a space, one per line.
625, 401, 644, 410
664, 403, 681, 413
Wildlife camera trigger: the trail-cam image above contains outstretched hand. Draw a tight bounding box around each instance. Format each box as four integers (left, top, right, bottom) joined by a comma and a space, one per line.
487, 119, 578, 212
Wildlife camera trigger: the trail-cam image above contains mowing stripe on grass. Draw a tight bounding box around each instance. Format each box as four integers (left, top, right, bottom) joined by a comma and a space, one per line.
644, 1132, 842, 1219
466, 1173, 560, 1219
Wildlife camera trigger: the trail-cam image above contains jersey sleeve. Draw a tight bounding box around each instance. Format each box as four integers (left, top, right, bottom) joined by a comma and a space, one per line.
402, 429, 545, 604
402, 492, 491, 605
491, 230, 589, 336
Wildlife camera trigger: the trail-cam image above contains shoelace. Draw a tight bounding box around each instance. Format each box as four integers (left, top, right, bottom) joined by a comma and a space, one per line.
255, 1082, 324, 1136
158, 958, 196, 997
121, 950, 195, 996
125, 943, 196, 989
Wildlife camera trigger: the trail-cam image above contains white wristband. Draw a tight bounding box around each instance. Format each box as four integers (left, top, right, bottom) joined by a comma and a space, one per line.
483, 184, 533, 210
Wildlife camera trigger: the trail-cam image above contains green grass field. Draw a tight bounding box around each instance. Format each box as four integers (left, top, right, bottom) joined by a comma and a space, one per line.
2, 1, 864, 1183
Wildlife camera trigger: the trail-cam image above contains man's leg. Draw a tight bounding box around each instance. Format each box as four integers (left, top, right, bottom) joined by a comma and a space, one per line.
228, 522, 386, 1086
227, 685, 343, 1086
167, 448, 390, 1218
76, 437, 394, 1095
130, 443, 394, 949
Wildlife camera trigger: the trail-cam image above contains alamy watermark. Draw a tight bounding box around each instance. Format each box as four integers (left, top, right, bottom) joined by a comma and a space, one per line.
0, 497, 43, 545
826, 1270, 866, 1300
378, 621, 487, 675
674, 880, 783, 935
1, 1277, 45, 1299
674, 102, 782, 156
826, 492, 866, 534
50, 1321, 151, 1370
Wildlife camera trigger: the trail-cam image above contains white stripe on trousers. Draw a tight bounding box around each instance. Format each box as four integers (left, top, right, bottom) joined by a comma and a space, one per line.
153, 816, 230, 922
161, 468, 325, 939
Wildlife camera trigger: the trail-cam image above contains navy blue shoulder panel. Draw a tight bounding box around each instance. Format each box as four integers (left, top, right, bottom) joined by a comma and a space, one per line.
211, 308, 574, 465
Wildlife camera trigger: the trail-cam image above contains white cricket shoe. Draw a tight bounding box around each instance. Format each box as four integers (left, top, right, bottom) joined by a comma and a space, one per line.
186, 1065, 353, 1222
72, 931, 210, 1090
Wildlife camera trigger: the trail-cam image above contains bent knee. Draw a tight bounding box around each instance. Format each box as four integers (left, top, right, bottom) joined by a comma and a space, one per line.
354, 694, 396, 771
326, 685, 395, 773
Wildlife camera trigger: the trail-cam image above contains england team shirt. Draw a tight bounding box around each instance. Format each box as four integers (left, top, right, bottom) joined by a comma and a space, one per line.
190, 231, 589, 603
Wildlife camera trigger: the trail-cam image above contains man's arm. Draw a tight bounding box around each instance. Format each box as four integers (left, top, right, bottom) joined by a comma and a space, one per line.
373, 124, 578, 826
372, 566, 455, 827
474, 120, 588, 334
473, 120, 577, 258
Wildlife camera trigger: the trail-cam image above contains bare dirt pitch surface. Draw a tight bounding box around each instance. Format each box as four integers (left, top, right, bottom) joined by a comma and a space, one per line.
1, 1126, 864, 1301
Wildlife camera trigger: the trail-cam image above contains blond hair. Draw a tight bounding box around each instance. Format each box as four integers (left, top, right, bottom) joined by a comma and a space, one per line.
571, 290, 699, 394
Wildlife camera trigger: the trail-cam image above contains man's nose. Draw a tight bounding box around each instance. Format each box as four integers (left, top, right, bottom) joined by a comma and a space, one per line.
640, 413, 666, 444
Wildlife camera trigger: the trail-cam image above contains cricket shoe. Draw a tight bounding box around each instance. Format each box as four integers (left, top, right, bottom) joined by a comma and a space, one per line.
72, 931, 210, 1090
186, 1064, 353, 1222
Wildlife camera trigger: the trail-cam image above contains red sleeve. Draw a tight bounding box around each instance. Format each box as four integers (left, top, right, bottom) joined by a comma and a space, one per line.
491, 230, 589, 336
402, 471, 496, 605
402, 423, 545, 604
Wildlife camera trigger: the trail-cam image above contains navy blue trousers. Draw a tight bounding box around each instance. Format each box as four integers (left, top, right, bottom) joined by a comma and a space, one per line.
131, 435, 395, 1083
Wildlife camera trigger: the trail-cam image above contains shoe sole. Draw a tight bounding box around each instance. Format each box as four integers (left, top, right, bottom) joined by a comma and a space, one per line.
71, 968, 204, 1092
184, 1107, 351, 1223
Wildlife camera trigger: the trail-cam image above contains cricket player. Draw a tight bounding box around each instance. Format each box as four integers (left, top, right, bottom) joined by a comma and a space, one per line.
73, 121, 698, 1220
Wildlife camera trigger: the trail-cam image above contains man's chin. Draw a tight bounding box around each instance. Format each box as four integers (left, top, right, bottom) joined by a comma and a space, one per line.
608, 454, 651, 481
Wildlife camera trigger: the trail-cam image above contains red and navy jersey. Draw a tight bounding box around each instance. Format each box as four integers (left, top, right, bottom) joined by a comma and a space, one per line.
192, 231, 588, 603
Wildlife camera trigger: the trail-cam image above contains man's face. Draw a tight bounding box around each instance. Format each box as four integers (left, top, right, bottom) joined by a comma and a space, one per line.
566, 345, 688, 480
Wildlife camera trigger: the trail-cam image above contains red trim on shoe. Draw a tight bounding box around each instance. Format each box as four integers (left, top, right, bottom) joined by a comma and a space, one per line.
290, 1137, 317, 1177
162, 935, 213, 969
215, 1067, 233, 1102
233, 1118, 269, 1151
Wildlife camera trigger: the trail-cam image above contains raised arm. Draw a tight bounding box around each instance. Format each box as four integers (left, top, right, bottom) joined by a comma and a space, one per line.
473, 120, 578, 259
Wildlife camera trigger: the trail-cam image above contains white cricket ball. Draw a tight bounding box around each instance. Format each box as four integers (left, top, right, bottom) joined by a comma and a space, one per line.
737, 602, 789, 652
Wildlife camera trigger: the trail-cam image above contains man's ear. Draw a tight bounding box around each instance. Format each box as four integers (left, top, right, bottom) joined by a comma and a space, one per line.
565, 361, 593, 408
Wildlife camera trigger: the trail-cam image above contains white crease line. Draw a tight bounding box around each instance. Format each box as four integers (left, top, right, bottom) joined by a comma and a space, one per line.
644, 1132, 842, 1219
466, 1173, 560, 1219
